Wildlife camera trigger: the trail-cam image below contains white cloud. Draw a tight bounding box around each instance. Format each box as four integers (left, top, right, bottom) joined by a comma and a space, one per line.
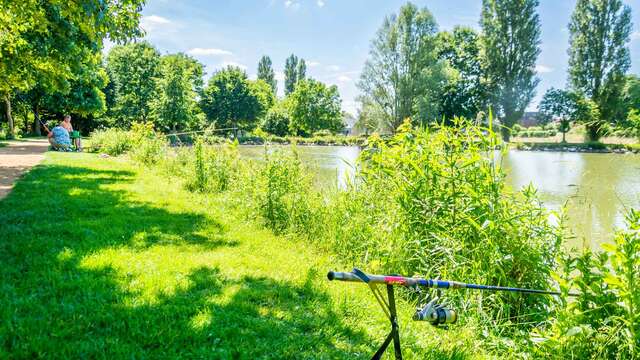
140, 15, 171, 32
317, 0, 325, 7
337, 75, 352, 82
307, 61, 321, 67
327, 65, 341, 71
220, 61, 247, 70
284, 0, 300, 9
187, 48, 232, 56
535, 64, 554, 74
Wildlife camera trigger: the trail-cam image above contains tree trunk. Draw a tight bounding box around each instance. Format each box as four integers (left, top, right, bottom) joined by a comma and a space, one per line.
562, 131, 566, 143
33, 105, 41, 136
3, 94, 14, 139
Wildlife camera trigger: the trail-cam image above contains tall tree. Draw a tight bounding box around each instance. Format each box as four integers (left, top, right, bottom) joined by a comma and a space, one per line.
358, 2, 448, 132
481, 0, 541, 141
151, 54, 204, 132
284, 54, 299, 95
437, 26, 488, 121
106, 42, 161, 128
568, 0, 633, 140
297, 59, 307, 82
287, 79, 343, 136
200, 66, 264, 134
257, 55, 277, 95
0, 0, 144, 137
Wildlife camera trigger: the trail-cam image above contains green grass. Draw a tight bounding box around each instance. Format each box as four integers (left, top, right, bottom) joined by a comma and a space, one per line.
0, 153, 478, 359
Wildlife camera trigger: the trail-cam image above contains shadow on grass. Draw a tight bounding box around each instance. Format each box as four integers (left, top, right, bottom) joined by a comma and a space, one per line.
0, 163, 373, 358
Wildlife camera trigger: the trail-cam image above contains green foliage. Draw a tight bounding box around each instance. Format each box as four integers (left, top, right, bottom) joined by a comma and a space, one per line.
358, 2, 448, 131
627, 109, 640, 141
0, 0, 144, 136
568, 0, 633, 127
284, 54, 299, 95
287, 79, 343, 136
538, 88, 575, 142
151, 53, 204, 132
200, 66, 265, 133
257, 55, 277, 95
128, 123, 167, 166
253, 149, 318, 235
105, 42, 161, 127
261, 105, 291, 137
534, 210, 640, 359
481, 0, 541, 141
184, 139, 240, 193
436, 26, 488, 121
88, 128, 132, 156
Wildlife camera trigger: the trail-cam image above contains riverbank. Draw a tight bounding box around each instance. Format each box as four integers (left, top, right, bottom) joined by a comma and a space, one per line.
513, 141, 640, 154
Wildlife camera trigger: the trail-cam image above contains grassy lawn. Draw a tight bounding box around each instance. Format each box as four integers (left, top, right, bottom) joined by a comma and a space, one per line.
0, 153, 474, 359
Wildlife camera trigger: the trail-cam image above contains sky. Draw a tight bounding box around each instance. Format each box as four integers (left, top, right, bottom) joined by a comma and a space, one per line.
131, 0, 640, 115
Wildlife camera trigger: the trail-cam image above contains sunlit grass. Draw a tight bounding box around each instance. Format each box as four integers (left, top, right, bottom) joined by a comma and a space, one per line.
0, 152, 482, 359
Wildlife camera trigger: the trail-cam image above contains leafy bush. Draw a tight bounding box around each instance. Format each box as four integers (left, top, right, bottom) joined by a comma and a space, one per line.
184, 139, 240, 193
261, 107, 291, 137
88, 128, 132, 156
533, 209, 640, 359
312, 129, 333, 137
251, 148, 318, 235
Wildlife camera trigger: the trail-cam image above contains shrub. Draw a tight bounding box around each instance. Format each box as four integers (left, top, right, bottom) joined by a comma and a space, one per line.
312, 129, 333, 137
261, 107, 291, 137
184, 139, 240, 193
533, 209, 640, 359
343, 119, 561, 321
251, 148, 318, 235
88, 128, 132, 156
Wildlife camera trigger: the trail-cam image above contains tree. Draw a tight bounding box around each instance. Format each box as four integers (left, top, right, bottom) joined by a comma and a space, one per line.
297, 59, 307, 82
287, 79, 343, 136
249, 79, 276, 117
284, 54, 299, 95
257, 55, 277, 95
358, 2, 448, 132
200, 66, 264, 134
538, 88, 575, 143
151, 54, 204, 132
568, 0, 632, 140
436, 26, 488, 122
106, 42, 161, 128
622, 75, 640, 124
261, 103, 291, 137
355, 95, 385, 134
481, 0, 541, 141
0, 0, 144, 137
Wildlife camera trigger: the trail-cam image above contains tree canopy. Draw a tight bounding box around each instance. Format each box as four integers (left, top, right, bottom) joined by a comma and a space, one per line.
200, 66, 269, 133
358, 2, 448, 132
481, 0, 541, 141
257, 55, 277, 95
287, 79, 343, 136
106, 42, 161, 127
568, 0, 632, 139
151, 53, 204, 132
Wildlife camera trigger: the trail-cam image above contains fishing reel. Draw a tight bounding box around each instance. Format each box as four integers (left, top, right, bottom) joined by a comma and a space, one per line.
412, 291, 457, 327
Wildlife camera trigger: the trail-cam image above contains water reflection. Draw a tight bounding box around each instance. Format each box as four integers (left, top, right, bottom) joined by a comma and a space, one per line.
238, 145, 640, 248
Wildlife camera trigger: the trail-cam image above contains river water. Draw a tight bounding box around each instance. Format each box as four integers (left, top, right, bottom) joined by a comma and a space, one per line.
239, 145, 640, 249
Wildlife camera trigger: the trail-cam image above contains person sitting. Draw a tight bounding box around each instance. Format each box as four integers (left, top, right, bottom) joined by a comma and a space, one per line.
61, 115, 82, 151
47, 119, 72, 151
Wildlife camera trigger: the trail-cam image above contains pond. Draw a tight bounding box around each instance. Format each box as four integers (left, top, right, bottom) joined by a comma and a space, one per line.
239, 145, 640, 249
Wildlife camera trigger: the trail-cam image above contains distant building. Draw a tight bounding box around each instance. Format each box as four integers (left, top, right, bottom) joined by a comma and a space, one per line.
518, 111, 540, 127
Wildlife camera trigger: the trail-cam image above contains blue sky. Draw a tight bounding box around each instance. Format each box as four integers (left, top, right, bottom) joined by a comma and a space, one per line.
132, 0, 640, 114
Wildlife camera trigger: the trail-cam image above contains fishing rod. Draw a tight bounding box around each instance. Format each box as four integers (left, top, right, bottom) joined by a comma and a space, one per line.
328, 268, 578, 360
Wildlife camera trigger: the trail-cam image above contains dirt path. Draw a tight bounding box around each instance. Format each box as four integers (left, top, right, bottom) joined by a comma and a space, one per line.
0, 138, 49, 200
